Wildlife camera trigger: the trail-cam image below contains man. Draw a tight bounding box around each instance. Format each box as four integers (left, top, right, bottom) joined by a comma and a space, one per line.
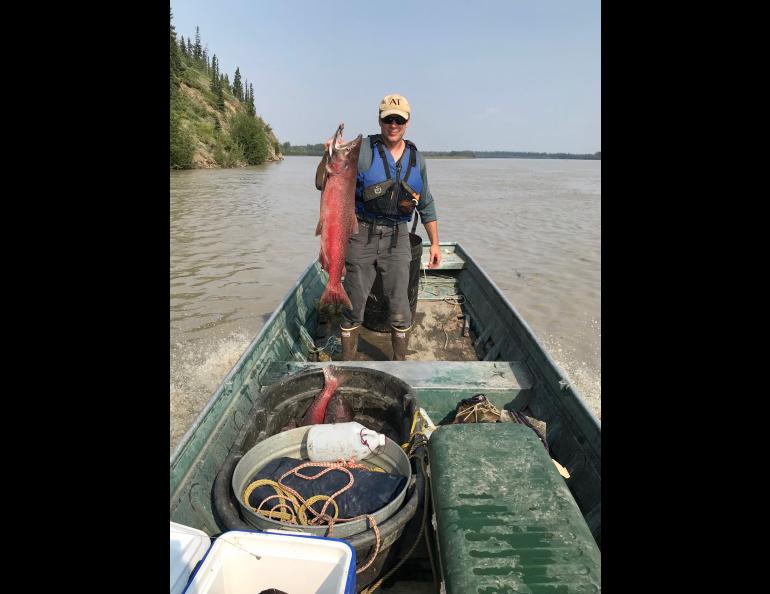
316, 93, 441, 360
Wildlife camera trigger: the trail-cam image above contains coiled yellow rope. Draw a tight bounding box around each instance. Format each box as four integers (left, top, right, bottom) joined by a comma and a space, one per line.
242, 458, 383, 574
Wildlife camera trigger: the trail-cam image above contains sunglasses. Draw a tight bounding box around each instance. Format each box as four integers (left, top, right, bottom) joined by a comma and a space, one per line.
380, 115, 407, 125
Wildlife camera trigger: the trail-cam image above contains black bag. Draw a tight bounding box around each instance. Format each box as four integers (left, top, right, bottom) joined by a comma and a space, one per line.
245, 457, 407, 520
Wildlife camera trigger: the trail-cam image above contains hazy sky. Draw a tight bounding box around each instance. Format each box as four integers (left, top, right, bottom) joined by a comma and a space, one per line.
171, 0, 600, 153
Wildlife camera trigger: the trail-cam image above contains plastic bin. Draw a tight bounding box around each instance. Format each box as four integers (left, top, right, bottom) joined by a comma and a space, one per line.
182, 529, 356, 594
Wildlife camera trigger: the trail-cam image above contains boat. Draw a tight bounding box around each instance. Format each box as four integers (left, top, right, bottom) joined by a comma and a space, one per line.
170, 241, 601, 593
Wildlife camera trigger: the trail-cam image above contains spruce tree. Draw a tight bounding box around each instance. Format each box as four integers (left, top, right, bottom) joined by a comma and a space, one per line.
179, 36, 186, 57
210, 54, 219, 92
193, 26, 202, 61
217, 84, 226, 112
233, 67, 243, 101
248, 83, 256, 115
186, 38, 193, 56
170, 9, 182, 84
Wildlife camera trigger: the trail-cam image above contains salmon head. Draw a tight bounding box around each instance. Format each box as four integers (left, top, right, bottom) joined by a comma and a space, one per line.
326, 123, 362, 175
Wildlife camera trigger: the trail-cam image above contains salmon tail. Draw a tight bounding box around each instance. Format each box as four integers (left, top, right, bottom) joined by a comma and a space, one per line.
319, 281, 352, 310
326, 364, 351, 389
323, 364, 342, 392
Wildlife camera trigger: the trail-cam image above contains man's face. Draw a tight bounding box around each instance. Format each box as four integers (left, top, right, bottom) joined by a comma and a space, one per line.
379, 114, 409, 144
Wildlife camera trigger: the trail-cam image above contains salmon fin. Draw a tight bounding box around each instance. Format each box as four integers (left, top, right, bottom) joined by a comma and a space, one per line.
342, 265, 347, 277
319, 281, 352, 310
350, 212, 359, 235
315, 219, 323, 236
318, 248, 328, 271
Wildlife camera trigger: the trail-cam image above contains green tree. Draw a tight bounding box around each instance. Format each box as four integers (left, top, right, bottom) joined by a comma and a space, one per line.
193, 26, 202, 61
247, 82, 256, 115
216, 83, 225, 112
230, 111, 269, 165
170, 9, 184, 103
170, 111, 194, 169
232, 67, 243, 101
210, 54, 219, 92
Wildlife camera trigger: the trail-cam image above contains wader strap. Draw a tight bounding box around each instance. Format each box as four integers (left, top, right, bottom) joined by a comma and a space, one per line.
403, 145, 416, 184
375, 143, 391, 181
411, 210, 419, 234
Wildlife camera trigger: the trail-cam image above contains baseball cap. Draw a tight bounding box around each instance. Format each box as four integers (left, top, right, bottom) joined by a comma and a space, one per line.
379, 94, 410, 120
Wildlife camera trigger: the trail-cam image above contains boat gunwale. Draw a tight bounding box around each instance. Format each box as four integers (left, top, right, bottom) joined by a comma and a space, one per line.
170, 257, 321, 465
452, 242, 600, 431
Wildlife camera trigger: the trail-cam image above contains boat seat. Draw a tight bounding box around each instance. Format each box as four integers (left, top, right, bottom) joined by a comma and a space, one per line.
261, 360, 533, 424
427, 422, 601, 593
419, 244, 466, 270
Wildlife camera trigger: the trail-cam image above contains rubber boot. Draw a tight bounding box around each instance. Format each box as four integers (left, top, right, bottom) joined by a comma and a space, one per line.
340, 324, 360, 361
391, 324, 412, 361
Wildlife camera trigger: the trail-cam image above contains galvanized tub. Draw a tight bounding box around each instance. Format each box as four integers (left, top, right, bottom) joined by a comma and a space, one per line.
232, 425, 412, 538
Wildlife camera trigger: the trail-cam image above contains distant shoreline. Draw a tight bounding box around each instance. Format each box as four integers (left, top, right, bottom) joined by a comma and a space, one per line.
280, 144, 600, 160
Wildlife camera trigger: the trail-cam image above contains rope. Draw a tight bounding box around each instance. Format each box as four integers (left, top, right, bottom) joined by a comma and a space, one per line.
242, 458, 382, 574
359, 428, 379, 455
454, 398, 502, 423
300, 334, 340, 356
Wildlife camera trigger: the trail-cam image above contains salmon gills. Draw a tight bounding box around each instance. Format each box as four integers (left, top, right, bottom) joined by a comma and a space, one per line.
316, 123, 363, 311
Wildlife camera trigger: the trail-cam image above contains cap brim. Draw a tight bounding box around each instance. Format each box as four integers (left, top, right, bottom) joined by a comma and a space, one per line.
380, 109, 409, 120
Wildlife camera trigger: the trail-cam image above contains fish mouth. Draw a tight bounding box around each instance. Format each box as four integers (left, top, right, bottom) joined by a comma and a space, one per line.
330, 123, 362, 155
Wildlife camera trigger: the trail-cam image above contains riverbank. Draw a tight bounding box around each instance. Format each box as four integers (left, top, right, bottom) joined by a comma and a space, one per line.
280, 144, 600, 160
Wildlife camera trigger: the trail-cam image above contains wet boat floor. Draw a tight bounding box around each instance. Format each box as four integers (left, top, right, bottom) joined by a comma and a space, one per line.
317, 299, 478, 362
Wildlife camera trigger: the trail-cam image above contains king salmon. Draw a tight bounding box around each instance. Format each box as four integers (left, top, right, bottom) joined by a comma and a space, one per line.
316, 123, 362, 310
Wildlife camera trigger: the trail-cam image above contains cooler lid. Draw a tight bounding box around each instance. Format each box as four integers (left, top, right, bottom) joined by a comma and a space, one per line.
170, 521, 211, 594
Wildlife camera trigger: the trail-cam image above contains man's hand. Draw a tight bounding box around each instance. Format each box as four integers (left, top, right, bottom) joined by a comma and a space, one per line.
428, 243, 442, 269
423, 221, 441, 268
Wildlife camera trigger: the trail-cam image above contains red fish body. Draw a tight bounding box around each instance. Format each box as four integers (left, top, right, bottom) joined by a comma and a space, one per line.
300, 366, 342, 426
317, 124, 363, 310
324, 391, 354, 424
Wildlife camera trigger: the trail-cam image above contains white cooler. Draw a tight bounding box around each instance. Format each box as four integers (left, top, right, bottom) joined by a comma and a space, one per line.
170, 522, 356, 594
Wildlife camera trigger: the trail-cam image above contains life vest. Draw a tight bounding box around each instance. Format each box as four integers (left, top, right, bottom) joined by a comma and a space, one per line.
356, 135, 424, 223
